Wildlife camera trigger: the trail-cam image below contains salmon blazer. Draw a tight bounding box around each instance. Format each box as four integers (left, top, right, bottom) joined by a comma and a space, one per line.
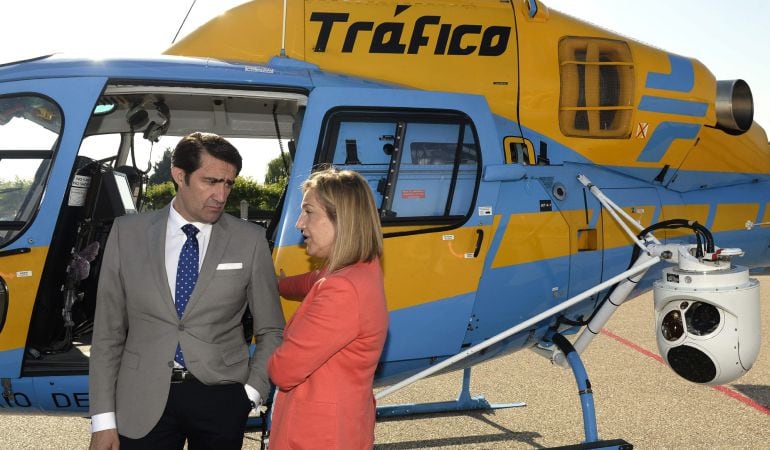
268, 259, 388, 450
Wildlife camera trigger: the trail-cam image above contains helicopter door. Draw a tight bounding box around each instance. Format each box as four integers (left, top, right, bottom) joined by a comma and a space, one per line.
273, 86, 500, 372
464, 168, 573, 350
0, 76, 105, 378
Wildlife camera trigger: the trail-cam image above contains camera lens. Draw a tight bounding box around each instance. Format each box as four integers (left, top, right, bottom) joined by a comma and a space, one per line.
661, 310, 684, 341
685, 302, 720, 336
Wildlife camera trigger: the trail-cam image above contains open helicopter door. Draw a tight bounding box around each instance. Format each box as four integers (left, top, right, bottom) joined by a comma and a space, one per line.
0, 75, 105, 383
272, 86, 501, 380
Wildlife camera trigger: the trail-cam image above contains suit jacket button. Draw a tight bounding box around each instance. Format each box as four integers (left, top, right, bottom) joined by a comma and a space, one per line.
178, 324, 185, 331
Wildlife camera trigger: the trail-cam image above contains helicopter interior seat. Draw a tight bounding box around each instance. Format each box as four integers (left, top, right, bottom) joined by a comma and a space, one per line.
71, 163, 139, 327
27, 156, 137, 362
26, 156, 103, 357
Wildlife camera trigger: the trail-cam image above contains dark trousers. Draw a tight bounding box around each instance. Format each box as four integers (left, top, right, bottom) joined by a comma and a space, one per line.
119, 379, 252, 450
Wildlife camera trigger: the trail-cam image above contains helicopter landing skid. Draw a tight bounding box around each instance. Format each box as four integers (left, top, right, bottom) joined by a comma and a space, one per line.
375, 367, 525, 418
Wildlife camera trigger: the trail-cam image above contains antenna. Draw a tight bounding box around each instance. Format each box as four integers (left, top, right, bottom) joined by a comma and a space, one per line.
172, 0, 198, 45
281, 0, 287, 56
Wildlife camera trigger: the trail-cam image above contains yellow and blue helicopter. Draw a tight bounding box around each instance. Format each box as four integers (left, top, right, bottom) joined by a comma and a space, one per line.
0, 0, 767, 447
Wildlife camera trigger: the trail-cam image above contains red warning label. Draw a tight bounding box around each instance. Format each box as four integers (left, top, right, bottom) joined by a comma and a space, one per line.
401, 189, 425, 199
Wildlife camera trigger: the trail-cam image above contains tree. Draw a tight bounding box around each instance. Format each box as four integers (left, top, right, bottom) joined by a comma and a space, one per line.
225, 177, 282, 220
148, 148, 173, 185
142, 181, 175, 211
264, 154, 292, 185
0, 177, 31, 220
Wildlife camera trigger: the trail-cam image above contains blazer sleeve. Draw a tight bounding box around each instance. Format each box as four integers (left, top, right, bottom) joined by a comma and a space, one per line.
88, 219, 129, 416
268, 275, 359, 390
246, 233, 286, 398
278, 270, 322, 299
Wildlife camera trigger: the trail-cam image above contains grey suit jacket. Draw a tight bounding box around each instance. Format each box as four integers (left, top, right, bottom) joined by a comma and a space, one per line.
88, 205, 284, 439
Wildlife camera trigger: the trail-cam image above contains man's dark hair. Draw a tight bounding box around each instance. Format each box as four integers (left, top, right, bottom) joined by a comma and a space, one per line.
171, 132, 243, 187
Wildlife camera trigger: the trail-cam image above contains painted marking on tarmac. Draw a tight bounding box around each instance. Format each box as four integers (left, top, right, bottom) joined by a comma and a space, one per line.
602, 328, 770, 417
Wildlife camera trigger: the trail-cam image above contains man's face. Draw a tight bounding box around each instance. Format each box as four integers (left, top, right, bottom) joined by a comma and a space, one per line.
171, 151, 237, 224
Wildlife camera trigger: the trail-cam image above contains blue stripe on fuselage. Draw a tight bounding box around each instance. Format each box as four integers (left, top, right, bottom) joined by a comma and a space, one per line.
639, 96, 707, 117
636, 122, 701, 163
645, 53, 694, 92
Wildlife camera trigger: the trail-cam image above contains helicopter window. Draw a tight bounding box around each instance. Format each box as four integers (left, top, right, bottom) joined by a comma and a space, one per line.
0, 94, 61, 247
558, 37, 634, 138
321, 111, 480, 226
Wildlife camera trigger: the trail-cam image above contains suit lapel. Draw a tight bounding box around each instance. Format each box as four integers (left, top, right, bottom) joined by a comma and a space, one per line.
183, 214, 231, 315
146, 205, 178, 318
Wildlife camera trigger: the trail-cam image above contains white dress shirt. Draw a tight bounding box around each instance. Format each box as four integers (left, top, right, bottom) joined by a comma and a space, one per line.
165, 201, 212, 300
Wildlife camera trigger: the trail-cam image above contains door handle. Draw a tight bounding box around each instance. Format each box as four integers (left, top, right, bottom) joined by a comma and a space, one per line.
473, 229, 484, 258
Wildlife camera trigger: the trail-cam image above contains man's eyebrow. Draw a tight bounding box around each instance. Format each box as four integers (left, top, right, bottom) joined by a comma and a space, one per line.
202, 176, 235, 184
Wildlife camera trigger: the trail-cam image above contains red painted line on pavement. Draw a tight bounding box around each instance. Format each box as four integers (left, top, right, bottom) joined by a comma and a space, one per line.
600, 328, 663, 363
601, 328, 770, 417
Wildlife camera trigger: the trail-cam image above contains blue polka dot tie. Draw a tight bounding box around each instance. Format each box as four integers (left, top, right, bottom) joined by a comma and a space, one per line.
174, 224, 199, 368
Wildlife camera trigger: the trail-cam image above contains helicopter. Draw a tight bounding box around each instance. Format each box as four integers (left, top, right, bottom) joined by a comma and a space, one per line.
0, 1, 767, 447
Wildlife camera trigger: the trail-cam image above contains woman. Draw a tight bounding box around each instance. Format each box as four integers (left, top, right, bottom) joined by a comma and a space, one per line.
267, 168, 388, 449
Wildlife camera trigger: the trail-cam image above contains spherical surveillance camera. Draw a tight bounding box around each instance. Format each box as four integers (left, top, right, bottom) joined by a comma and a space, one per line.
653, 265, 760, 385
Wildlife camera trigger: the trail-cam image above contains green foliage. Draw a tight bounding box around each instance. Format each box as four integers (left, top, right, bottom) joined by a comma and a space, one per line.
142, 181, 175, 211
225, 176, 283, 219
148, 148, 173, 185
0, 177, 32, 220
264, 155, 292, 185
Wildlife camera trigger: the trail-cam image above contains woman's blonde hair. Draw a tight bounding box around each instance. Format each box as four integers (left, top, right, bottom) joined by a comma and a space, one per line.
302, 168, 383, 272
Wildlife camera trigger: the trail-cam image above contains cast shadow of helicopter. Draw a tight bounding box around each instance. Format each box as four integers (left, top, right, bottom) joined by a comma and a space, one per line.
375, 410, 545, 449
731, 384, 770, 410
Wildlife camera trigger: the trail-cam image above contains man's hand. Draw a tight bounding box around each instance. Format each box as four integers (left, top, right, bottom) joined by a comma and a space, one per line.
89, 429, 120, 450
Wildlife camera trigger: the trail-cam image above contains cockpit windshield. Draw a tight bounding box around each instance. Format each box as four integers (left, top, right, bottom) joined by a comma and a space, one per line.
0, 95, 61, 247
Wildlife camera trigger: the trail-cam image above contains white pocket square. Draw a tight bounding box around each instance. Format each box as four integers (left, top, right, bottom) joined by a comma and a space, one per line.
217, 263, 243, 270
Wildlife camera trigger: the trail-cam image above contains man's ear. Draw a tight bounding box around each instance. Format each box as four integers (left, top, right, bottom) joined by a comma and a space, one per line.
171, 166, 185, 185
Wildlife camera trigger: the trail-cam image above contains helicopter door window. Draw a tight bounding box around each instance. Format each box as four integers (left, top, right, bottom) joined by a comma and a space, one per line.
0, 95, 61, 247
327, 120, 398, 208
323, 111, 480, 226
398, 122, 479, 218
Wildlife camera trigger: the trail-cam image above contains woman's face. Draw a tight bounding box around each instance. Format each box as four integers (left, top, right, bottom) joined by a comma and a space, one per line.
296, 189, 336, 259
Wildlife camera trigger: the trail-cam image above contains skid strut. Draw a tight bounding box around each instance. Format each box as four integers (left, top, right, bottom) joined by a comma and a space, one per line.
549, 333, 632, 449
551, 333, 598, 442
376, 367, 525, 417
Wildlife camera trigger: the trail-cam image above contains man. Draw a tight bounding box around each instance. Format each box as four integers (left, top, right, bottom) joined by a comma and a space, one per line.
88, 132, 284, 450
